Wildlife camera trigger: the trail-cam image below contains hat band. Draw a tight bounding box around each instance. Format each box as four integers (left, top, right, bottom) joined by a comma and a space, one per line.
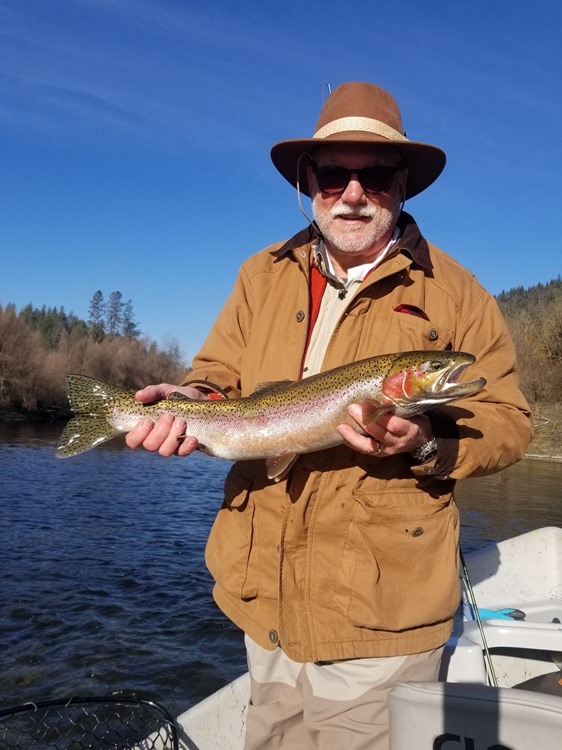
313, 116, 408, 142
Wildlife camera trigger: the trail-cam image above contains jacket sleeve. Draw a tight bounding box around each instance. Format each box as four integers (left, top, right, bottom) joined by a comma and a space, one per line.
423, 287, 532, 480
181, 264, 254, 397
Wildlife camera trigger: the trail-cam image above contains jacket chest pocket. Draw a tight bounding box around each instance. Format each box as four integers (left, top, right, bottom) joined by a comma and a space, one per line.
333, 492, 460, 631
346, 302, 454, 355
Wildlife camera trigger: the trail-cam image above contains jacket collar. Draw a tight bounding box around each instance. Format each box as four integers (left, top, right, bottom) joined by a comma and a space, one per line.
271, 225, 319, 259
271, 212, 432, 271
396, 212, 432, 270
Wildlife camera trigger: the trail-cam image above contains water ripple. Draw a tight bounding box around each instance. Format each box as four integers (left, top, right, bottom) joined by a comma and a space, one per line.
1, 422, 561, 716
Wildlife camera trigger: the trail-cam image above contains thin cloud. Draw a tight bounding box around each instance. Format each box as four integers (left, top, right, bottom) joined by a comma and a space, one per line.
0, 0, 298, 153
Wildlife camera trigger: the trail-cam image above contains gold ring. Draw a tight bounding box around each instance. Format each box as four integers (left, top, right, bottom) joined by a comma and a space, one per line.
373, 440, 383, 455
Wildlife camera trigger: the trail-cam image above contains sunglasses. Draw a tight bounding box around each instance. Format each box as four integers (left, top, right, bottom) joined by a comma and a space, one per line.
311, 161, 400, 195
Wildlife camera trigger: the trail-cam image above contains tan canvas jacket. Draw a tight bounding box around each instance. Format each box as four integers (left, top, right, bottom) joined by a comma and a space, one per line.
185, 213, 532, 662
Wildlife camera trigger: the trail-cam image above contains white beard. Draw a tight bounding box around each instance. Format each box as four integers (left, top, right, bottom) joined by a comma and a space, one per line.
312, 196, 401, 256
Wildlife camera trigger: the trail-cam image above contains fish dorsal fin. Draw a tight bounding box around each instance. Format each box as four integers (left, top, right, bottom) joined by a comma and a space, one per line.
168, 391, 192, 402
252, 379, 293, 395
265, 453, 298, 482
361, 399, 391, 425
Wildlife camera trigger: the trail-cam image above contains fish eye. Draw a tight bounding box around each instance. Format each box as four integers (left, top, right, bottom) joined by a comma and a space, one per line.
430, 360, 444, 371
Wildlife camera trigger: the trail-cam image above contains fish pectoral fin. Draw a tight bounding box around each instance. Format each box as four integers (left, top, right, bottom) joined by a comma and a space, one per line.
361, 399, 391, 425
265, 453, 298, 482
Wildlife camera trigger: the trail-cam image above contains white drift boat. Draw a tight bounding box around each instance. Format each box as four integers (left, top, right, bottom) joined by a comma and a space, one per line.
176, 526, 562, 750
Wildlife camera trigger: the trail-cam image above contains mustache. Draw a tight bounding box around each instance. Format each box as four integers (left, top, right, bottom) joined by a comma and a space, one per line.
329, 206, 377, 219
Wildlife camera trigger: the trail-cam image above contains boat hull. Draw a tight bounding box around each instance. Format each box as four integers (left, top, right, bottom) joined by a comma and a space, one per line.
176, 527, 562, 749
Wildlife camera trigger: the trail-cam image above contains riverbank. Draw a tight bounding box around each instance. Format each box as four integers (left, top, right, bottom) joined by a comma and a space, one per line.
526, 401, 562, 460
526, 453, 562, 462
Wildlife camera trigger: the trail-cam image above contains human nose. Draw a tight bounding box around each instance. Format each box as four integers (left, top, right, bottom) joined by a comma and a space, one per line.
339, 172, 366, 203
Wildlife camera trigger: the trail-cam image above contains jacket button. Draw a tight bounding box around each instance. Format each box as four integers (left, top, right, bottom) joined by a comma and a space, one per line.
427, 328, 439, 341
268, 629, 279, 644
412, 527, 424, 537
295, 310, 305, 322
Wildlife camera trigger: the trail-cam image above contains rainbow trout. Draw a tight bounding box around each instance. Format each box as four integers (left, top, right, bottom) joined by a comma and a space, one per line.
56, 350, 485, 479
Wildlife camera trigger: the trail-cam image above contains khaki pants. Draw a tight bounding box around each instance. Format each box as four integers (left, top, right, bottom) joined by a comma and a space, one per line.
244, 635, 443, 750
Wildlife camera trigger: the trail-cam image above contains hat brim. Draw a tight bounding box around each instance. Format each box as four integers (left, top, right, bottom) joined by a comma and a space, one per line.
270, 135, 446, 199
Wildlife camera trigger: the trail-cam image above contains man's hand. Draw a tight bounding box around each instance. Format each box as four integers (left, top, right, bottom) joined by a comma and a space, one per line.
337, 405, 433, 458
125, 384, 208, 457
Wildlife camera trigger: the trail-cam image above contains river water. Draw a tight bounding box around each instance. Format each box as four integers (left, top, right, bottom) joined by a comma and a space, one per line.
1, 422, 562, 718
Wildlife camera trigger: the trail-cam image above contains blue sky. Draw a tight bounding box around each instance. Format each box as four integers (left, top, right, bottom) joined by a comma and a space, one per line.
1, 0, 560, 363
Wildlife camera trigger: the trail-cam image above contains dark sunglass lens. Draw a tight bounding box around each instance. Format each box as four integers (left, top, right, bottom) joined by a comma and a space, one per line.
315, 166, 349, 194
314, 165, 397, 195
361, 167, 395, 194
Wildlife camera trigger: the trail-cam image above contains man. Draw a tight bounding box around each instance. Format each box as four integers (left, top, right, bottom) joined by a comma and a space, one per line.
126, 82, 532, 749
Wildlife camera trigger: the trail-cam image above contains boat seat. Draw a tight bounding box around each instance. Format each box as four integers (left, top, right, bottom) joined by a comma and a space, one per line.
443, 602, 562, 686
462, 613, 562, 652
388, 681, 562, 750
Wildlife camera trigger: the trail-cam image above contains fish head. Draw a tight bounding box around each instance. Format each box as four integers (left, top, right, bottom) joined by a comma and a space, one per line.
381, 351, 486, 416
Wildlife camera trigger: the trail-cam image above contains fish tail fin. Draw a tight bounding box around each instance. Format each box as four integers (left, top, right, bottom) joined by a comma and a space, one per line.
56, 415, 121, 458
56, 375, 129, 458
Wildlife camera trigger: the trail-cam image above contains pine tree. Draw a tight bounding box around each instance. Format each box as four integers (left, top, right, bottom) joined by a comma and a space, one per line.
88, 290, 106, 342
122, 299, 140, 339
106, 291, 123, 337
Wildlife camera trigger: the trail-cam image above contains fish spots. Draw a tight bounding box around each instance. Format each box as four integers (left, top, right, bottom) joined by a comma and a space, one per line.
57, 352, 483, 461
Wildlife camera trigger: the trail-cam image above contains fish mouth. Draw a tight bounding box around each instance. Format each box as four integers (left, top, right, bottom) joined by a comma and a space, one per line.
435, 376, 486, 399
432, 359, 486, 399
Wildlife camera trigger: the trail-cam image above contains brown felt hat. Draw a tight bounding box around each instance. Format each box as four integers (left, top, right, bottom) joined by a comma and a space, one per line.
271, 82, 446, 199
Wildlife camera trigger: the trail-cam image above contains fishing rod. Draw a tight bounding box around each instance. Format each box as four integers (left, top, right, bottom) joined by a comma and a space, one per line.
459, 546, 499, 688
